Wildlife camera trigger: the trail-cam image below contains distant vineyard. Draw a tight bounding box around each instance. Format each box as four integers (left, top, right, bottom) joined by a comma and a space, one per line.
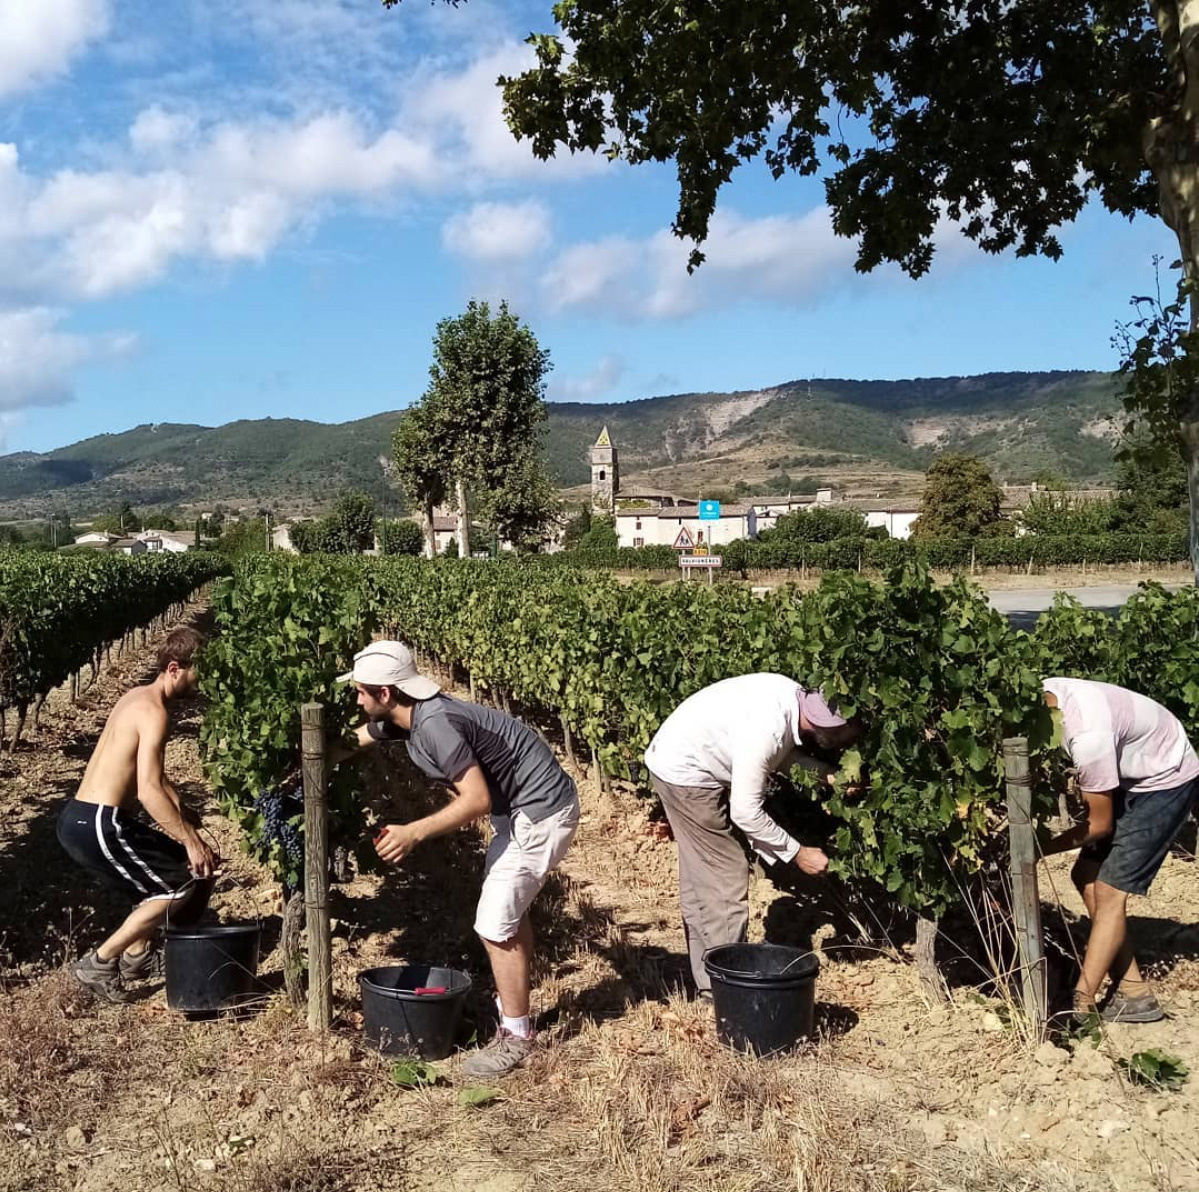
541, 532, 1188, 574
0, 551, 227, 745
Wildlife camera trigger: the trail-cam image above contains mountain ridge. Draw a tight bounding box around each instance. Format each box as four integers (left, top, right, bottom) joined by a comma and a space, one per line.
0, 369, 1122, 518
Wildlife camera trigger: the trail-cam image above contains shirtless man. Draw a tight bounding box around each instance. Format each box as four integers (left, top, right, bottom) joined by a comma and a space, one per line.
57, 626, 218, 1001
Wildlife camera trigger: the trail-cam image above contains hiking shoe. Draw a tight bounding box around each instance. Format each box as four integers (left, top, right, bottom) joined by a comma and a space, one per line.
1101, 992, 1165, 1024
119, 944, 160, 982
73, 950, 128, 1003
460, 1030, 535, 1079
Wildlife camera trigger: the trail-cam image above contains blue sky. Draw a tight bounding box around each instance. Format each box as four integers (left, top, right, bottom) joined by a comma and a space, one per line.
0, 0, 1177, 454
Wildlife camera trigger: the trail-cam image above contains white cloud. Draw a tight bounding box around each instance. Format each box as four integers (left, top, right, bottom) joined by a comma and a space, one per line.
0, 307, 135, 411
403, 45, 609, 184
549, 353, 626, 402
442, 200, 552, 263
0, 107, 444, 299
0, 0, 110, 99
0, 32, 612, 418
0, 36, 607, 307
129, 107, 198, 155
539, 206, 981, 319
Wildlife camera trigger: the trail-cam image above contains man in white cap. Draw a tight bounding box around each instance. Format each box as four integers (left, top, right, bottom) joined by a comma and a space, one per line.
644, 674, 862, 996
337, 641, 580, 1077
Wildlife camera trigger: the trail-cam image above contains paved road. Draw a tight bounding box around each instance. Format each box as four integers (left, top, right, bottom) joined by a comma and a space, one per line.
989, 584, 1186, 630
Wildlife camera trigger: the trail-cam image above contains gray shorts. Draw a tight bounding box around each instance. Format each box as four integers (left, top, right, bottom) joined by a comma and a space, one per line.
1081, 777, 1197, 895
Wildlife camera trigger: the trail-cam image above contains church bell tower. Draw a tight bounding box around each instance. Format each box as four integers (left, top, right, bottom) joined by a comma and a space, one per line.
590, 426, 618, 515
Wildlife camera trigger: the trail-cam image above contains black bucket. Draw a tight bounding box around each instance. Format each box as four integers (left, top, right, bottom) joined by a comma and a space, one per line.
359, 964, 472, 1060
164, 923, 262, 1018
704, 943, 819, 1056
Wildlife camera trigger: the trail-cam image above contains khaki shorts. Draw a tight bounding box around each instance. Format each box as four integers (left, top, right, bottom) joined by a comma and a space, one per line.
474, 795, 580, 943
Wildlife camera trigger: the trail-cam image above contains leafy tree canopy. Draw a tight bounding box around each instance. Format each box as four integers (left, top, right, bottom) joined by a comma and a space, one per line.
912, 454, 1004, 541
578, 514, 619, 551
761, 505, 868, 544
379, 518, 425, 556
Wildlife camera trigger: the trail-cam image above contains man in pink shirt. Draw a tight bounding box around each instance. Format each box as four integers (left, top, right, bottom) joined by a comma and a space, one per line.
1041, 678, 1199, 1023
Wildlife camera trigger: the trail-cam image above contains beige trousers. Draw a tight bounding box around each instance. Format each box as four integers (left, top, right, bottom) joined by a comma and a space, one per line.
651, 774, 750, 993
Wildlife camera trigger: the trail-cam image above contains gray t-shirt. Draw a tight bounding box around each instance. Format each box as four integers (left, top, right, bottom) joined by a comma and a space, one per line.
367, 695, 576, 822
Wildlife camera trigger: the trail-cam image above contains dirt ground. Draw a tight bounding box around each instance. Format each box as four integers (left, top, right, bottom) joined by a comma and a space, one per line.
2, 605, 1198, 1192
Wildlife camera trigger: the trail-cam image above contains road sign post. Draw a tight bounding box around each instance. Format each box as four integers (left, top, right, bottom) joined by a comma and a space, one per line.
679, 555, 723, 585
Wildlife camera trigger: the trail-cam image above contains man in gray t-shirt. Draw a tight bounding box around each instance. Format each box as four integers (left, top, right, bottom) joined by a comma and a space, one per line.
339, 641, 579, 1079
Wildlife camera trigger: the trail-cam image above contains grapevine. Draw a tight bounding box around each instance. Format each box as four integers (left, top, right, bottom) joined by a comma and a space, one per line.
201, 555, 1199, 921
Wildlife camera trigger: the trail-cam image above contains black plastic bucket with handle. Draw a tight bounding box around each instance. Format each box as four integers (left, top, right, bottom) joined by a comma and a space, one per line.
359, 964, 473, 1060
704, 943, 819, 1056
164, 923, 262, 1018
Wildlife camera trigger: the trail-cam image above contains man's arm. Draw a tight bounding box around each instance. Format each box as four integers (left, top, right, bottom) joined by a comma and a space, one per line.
374, 763, 492, 864
327, 723, 380, 765
136, 710, 217, 877
729, 739, 828, 875
1041, 789, 1116, 856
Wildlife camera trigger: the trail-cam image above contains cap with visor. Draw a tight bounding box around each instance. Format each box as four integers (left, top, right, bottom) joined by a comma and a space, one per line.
337, 641, 440, 700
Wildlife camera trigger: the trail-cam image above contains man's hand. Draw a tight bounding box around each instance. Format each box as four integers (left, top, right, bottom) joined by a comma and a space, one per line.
374, 823, 422, 865
795, 846, 829, 876
186, 835, 218, 879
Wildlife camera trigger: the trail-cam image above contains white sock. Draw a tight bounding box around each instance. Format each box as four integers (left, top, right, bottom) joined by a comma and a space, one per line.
495, 997, 532, 1039
501, 1012, 531, 1039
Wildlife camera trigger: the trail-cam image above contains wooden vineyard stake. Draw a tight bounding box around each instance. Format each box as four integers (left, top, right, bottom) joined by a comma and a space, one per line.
1003, 736, 1047, 1036
301, 702, 332, 1032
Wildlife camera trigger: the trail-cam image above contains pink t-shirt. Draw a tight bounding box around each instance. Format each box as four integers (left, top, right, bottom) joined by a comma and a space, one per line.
1044, 678, 1199, 794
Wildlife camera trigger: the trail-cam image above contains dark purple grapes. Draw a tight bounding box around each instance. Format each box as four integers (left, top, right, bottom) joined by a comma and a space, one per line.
254, 783, 304, 866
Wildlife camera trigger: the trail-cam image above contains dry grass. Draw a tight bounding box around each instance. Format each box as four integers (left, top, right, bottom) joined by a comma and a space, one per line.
0, 968, 147, 1129
374, 993, 1077, 1192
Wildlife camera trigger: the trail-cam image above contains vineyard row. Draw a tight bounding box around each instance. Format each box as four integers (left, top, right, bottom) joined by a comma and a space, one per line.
0, 551, 228, 743
199, 556, 1199, 916
541, 531, 1189, 573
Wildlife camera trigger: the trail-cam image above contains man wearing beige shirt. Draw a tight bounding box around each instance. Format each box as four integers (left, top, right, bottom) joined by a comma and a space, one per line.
645, 673, 861, 996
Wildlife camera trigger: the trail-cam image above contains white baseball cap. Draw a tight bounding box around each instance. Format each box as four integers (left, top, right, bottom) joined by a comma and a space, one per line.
336, 641, 440, 700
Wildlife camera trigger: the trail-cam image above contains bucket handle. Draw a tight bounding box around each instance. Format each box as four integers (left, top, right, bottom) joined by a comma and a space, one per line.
705, 948, 816, 981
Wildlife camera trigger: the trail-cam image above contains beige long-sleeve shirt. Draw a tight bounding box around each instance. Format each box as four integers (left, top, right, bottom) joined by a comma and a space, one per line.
644, 673, 818, 863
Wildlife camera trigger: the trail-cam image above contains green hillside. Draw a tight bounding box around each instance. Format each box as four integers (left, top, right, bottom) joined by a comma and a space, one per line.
0, 370, 1123, 518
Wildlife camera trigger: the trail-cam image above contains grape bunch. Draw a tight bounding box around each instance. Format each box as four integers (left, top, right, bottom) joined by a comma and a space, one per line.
254, 783, 304, 868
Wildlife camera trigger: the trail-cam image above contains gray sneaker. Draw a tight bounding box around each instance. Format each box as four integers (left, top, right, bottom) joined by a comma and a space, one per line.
1101, 991, 1165, 1024
119, 944, 160, 982
73, 950, 128, 1003
460, 1030, 535, 1079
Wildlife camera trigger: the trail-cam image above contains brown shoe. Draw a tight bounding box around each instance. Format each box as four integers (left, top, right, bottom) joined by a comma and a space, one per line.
1101, 992, 1165, 1024
460, 1030, 535, 1079
119, 943, 160, 982
73, 950, 128, 1003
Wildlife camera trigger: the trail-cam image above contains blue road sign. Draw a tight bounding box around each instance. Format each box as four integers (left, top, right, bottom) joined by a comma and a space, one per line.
698, 500, 721, 521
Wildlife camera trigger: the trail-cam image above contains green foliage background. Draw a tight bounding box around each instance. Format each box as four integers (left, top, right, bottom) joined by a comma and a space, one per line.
198, 554, 1199, 913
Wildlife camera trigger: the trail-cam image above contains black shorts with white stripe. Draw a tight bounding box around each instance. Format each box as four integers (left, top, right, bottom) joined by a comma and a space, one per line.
57, 798, 197, 905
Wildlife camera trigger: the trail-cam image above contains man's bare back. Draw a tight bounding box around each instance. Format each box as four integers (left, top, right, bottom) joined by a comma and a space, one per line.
76, 683, 169, 809
58, 626, 217, 1001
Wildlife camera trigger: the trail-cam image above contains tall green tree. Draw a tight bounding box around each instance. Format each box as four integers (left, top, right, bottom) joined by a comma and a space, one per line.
418, 299, 553, 557
912, 454, 1004, 541
328, 492, 377, 553
378, 518, 426, 556
392, 403, 448, 558
486, 444, 562, 553
384, 0, 1199, 576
